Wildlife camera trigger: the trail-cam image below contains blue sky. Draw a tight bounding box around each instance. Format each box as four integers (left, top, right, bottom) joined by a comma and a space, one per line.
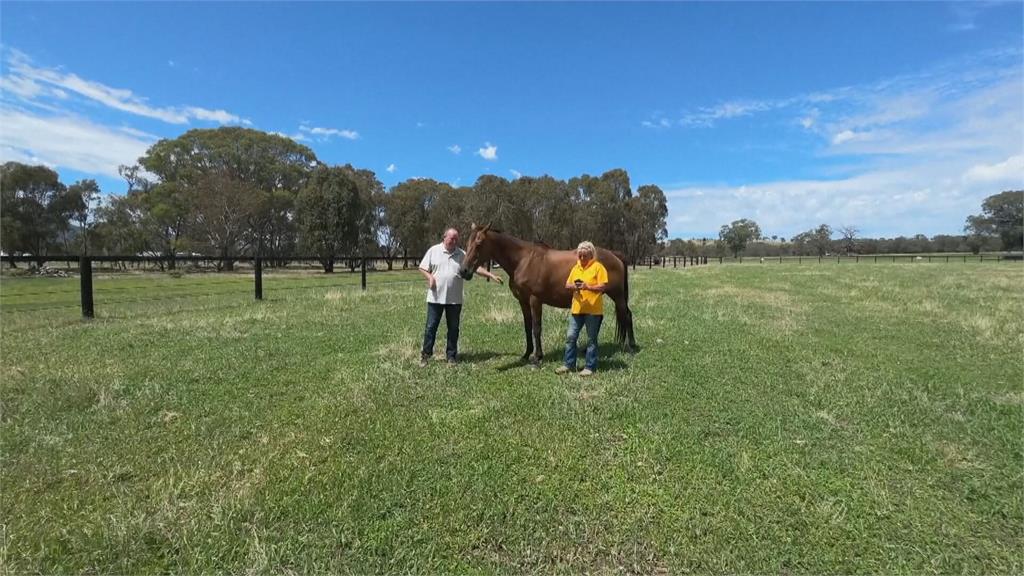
1, 2, 1021, 239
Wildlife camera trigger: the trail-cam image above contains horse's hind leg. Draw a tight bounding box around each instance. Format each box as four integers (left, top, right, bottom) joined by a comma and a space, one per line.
518, 298, 534, 361
611, 294, 638, 353
530, 296, 544, 365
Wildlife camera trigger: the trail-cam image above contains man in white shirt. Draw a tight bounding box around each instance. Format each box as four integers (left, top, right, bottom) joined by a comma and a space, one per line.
418, 227, 502, 366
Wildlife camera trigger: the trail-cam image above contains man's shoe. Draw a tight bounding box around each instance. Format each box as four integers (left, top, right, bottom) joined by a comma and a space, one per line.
419, 356, 429, 368
555, 365, 571, 375
579, 368, 594, 377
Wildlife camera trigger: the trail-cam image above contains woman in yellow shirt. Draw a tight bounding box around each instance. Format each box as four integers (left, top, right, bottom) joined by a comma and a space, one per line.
555, 241, 609, 376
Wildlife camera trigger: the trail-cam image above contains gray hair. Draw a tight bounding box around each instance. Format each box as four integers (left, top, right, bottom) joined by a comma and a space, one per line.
576, 241, 596, 256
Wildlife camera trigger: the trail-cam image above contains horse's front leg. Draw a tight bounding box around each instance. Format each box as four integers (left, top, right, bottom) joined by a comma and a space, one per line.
530, 296, 544, 365
518, 298, 534, 361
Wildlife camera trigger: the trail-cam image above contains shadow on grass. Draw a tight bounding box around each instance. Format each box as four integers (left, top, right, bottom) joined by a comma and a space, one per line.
456, 351, 505, 363
491, 341, 633, 373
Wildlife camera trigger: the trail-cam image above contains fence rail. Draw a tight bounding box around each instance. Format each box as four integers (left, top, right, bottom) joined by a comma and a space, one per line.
2, 255, 424, 319
3, 252, 1019, 319
636, 253, 1022, 266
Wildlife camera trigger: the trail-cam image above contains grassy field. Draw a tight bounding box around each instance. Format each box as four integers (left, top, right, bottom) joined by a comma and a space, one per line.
1, 263, 1021, 573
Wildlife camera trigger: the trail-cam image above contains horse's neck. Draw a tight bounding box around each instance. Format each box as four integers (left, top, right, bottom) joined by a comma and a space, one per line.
489, 233, 533, 274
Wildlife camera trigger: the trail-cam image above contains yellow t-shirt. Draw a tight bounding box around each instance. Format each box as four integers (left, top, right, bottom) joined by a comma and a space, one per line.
566, 260, 609, 315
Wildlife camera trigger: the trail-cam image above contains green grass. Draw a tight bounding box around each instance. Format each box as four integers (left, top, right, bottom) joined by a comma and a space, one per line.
2, 264, 1022, 573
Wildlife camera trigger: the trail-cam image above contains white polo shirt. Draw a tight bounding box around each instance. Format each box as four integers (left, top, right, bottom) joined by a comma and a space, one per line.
419, 243, 467, 304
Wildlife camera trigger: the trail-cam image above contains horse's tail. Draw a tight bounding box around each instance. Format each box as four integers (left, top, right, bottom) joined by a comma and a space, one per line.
613, 253, 634, 350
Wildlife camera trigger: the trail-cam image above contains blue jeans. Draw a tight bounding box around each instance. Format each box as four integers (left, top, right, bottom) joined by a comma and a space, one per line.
422, 303, 462, 360
564, 314, 603, 371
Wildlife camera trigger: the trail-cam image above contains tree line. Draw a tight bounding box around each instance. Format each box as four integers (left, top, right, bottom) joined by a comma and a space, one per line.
675, 191, 1021, 259
4, 126, 1018, 268
0, 127, 669, 271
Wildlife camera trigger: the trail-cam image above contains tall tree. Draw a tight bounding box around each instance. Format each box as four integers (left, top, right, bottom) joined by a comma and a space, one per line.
0, 162, 66, 265
793, 224, 834, 256
138, 127, 319, 265
719, 219, 762, 257
838, 225, 859, 255
965, 191, 1023, 251
523, 175, 576, 249
386, 179, 441, 257
296, 166, 365, 272
625, 184, 668, 264
189, 172, 259, 270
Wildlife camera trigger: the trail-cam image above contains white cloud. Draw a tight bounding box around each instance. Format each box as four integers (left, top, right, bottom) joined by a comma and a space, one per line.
0, 106, 155, 178
447, 144, 462, 155
799, 109, 819, 129
386, 163, 397, 173
269, 131, 309, 143
962, 154, 1024, 184
641, 117, 674, 129
476, 142, 498, 161
660, 49, 1024, 238
680, 100, 777, 127
831, 130, 859, 145
509, 169, 522, 179
3, 49, 248, 125
664, 165, 982, 239
299, 125, 359, 140
187, 107, 251, 125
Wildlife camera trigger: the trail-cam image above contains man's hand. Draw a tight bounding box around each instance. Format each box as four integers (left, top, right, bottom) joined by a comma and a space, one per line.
476, 267, 502, 285
428, 275, 436, 289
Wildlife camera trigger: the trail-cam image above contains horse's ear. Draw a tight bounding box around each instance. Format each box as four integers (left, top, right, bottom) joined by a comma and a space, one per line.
483, 222, 491, 232
471, 222, 477, 230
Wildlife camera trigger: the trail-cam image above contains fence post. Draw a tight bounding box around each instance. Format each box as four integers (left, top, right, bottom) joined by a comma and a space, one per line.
819, 256, 822, 264
254, 257, 263, 300
361, 256, 367, 290
648, 257, 652, 269
80, 256, 94, 319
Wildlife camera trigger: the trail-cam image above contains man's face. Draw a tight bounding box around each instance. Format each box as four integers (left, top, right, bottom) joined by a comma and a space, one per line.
443, 230, 459, 250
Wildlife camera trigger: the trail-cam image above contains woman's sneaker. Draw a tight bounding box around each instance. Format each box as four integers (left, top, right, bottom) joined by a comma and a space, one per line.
579, 368, 594, 376
555, 365, 571, 374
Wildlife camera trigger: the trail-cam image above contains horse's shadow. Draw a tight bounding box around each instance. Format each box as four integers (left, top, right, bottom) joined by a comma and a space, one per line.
493, 342, 633, 373
456, 351, 504, 363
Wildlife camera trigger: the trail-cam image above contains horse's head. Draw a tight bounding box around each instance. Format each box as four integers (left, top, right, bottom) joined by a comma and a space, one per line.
459, 222, 491, 280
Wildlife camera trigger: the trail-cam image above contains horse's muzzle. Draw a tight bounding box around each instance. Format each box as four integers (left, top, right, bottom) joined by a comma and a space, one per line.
458, 268, 474, 280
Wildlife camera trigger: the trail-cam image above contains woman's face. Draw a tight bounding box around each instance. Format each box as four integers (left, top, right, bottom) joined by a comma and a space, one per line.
578, 249, 592, 263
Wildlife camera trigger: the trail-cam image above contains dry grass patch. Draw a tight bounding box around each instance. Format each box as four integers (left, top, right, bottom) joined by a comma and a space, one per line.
483, 304, 518, 325
704, 285, 794, 309
990, 391, 1024, 406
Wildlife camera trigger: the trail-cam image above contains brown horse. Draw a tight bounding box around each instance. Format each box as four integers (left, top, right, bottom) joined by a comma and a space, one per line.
458, 224, 637, 364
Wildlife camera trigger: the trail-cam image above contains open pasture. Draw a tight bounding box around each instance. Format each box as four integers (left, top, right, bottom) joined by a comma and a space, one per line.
1, 263, 1021, 573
